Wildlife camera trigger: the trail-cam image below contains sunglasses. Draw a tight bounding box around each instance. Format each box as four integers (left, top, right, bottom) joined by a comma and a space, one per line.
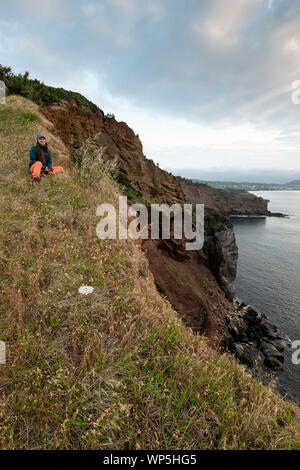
38, 137, 46, 140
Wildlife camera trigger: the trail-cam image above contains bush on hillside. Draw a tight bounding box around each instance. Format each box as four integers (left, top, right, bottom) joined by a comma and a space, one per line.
73, 135, 118, 186
204, 208, 231, 235
0, 64, 98, 109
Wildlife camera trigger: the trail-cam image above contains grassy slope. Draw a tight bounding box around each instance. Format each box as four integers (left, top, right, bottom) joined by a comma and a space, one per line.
0, 96, 299, 450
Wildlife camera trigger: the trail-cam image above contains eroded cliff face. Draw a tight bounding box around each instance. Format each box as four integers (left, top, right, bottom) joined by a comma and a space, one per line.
179, 177, 268, 215
141, 230, 235, 344
41, 102, 185, 204
41, 101, 238, 339
204, 228, 238, 300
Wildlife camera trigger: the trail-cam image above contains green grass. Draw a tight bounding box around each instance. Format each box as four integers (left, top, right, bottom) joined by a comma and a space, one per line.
116, 171, 152, 205
0, 105, 40, 137
17, 111, 40, 123
116, 172, 144, 202
221, 187, 252, 196
166, 263, 187, 287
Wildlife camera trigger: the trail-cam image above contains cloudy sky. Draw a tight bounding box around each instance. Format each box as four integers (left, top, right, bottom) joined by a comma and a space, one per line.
1, 0, 300, 182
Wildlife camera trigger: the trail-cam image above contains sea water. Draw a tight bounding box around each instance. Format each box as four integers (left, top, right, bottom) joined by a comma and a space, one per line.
232, 191, 300, 403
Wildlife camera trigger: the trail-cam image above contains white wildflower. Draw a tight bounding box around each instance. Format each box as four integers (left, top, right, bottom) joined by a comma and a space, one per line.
78, 285, 94, 295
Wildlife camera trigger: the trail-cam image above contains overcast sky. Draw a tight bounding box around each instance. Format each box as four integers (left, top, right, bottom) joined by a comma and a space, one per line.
1, 0, 300, 182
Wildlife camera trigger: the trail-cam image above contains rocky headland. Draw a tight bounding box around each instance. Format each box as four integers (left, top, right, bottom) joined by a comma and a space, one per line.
178, 176, 269, 215
178, 176, 287, 218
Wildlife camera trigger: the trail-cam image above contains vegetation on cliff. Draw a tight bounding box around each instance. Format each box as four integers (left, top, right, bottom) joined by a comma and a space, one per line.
0, 65, 98, 110
0, 95, 299, 449
204, 208, 231, 236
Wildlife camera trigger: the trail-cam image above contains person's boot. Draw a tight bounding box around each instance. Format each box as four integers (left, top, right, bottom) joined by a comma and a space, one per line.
32, 177, 40, 184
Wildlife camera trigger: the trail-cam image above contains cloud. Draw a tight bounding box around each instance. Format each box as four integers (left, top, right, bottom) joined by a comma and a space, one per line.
193, 0, 263, 48
11, 0, 61, 19
2, 0, 300, 177
110, 0, 138, 12
3, 0, 299, 124
172, 166, 300, 184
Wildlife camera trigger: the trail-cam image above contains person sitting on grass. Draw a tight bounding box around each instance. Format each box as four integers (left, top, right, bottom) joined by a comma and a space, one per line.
29, 134, 63, 181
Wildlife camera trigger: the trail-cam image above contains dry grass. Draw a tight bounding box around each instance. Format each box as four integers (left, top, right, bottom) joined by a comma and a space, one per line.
0, 95, 299, 449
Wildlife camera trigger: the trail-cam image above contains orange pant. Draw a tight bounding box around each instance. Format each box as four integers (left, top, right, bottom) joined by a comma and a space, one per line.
30, 162, 64, 179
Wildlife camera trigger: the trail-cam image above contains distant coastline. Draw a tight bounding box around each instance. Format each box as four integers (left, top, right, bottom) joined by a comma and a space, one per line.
230, 211, 288, 218
191, 179, 300, 191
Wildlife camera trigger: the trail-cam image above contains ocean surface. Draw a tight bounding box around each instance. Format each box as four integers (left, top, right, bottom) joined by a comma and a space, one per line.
232, 191, 300, 404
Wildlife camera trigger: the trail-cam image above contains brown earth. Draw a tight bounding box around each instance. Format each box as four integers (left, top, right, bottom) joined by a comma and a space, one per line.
142, 236, 235, 345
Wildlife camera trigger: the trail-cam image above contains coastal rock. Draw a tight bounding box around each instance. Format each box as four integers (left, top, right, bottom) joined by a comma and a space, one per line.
267, 212, 288, 218
243, 306, 262, 324
232, 342, 258, 368
260, 341, 281, 357
224, 304, 285, 372
259, 323, 282, 339
272, 340, 285, 352
264, 357, 284, 371
204, 227, 238, 301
